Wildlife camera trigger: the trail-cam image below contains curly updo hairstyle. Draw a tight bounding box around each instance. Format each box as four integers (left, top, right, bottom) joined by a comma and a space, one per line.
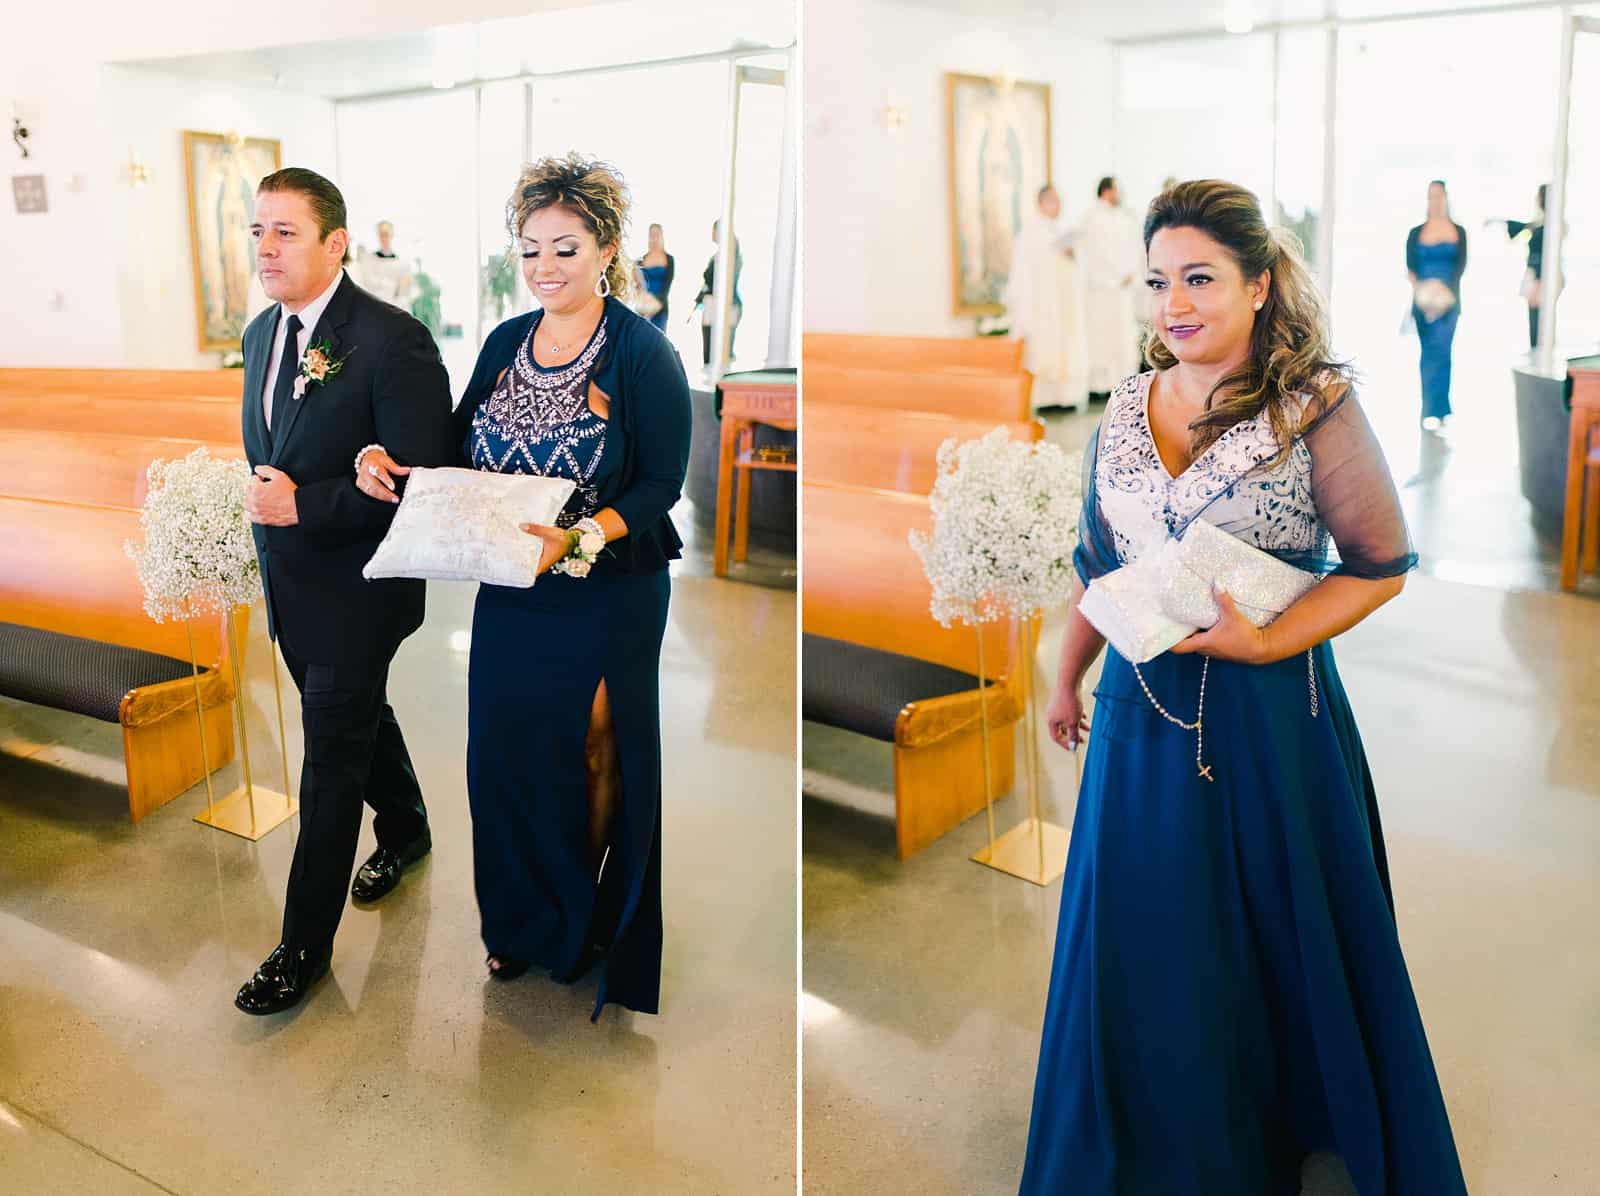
506, 153, 633, 301
1142, 179, 1353, 456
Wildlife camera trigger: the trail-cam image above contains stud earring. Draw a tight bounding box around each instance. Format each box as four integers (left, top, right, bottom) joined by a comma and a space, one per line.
1252, 300, 1263, 311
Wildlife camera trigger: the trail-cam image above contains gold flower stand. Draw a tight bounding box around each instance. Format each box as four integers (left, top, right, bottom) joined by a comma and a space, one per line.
971, 614, 1073, 886
188, 605, 297, 841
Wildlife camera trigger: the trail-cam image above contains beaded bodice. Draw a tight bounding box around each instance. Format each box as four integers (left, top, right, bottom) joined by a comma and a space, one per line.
1095, 371, 1329, 567
470, 316, 613, 525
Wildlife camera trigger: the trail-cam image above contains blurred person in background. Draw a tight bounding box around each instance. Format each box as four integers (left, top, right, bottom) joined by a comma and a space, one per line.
1406, 180, 1467, 432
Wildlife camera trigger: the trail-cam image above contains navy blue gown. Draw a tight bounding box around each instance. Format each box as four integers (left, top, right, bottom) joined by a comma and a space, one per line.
456, 300, 690, 1019
1020, 372, 1467, 1194
1412, 239, 1461, 423
639, 256, 673, 332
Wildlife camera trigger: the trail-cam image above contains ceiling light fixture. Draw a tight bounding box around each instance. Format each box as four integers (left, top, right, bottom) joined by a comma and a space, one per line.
1223, 0, 1254, 34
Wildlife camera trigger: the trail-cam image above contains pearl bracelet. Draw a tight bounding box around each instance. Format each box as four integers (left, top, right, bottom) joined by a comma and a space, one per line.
354, 443, 386, 474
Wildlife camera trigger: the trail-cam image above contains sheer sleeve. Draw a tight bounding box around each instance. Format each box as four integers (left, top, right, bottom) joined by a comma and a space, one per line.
1072, 423, 1122, 583
1302, 390, 1418, 578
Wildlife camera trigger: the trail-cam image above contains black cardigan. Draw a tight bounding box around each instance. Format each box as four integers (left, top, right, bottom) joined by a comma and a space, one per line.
453, 297, 692, 574
1406, 222, 1468, 310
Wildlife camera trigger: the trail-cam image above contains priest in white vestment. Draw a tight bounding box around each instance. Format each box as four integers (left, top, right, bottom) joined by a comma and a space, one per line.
1078, 177, 1145, 396
355, 220, 416, 308
1006, 186, 1089, 413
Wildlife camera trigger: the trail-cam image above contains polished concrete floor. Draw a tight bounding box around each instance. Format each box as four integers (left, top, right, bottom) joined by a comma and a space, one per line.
802, 365, 1600, 1193
0, 505, 797, 1194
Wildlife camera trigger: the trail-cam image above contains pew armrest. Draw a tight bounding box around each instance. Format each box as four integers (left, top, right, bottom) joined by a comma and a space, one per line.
118, 667, 235, 728
896, 680, 1022, 749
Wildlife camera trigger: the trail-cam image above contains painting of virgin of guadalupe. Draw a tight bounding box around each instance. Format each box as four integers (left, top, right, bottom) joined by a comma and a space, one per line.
945, 73, 1052, 317
183, 130, 281, 351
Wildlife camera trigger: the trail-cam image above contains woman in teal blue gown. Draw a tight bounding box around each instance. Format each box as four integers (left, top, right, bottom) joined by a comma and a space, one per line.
1020, 180, 1467, 1195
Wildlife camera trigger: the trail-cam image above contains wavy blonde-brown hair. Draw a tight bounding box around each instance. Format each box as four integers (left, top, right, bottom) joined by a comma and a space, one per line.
1142, 179, 1352, 456
506, 153, 633, 301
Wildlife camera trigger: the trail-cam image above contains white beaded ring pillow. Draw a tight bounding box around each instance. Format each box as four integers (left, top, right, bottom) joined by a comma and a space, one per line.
363, 466, 576, 587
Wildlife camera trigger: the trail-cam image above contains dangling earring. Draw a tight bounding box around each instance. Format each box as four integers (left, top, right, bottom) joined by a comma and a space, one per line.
595, 271, 612, 299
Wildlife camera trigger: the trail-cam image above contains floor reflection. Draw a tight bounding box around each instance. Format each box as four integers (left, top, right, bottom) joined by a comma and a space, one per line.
0, 510, 796, 1192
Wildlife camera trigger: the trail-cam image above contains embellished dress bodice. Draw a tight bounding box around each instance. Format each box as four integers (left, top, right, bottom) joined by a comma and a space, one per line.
1095, 371, 1329, 568
470, 315, 617, 526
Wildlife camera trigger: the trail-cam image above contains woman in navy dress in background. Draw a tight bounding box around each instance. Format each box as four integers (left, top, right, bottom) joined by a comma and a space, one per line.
637, 222, 674, 332
358, 155, 690, 1019
1406, 179, 1467, 432
1020, 180, 1466, 1195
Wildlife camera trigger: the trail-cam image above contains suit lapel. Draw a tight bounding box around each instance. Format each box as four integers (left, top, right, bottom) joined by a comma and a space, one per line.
242, 309, 277, 465
270, 273, 357, 465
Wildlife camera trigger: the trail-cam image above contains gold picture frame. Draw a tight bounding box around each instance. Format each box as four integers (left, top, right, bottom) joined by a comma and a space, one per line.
183, 130, 281, 352
944, 73, 1053, 317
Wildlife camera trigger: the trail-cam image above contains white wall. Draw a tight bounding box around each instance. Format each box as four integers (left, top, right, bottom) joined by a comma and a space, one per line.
802, 0, 1114, 336
107, 67, 338, 369
1, 59, 126, 367
0, 0, 590, 368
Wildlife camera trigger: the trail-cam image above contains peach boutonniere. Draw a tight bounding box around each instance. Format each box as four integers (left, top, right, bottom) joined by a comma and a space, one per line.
292, 339, 354, 399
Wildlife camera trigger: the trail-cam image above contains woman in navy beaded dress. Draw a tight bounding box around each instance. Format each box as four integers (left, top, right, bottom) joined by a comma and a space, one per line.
1019, 181, 1466, 1194
359, 155, 690, 1019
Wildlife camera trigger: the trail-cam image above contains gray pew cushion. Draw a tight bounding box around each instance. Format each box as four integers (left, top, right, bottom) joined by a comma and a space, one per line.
0, 621, 202, 723
802, 634, 981, 742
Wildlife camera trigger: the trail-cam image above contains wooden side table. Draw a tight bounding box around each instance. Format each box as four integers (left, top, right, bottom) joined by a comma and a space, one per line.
714, 372, 797, 577
1560, 357, 1600, 590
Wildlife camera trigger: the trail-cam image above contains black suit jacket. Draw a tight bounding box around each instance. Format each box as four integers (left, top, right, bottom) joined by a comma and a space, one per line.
241, 273, 455, 670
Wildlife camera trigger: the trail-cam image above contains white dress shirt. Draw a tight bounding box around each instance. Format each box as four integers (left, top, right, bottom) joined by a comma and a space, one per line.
262, 270, 346, 430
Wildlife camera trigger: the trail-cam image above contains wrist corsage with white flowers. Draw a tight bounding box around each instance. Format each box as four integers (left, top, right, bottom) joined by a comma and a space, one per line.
553, 517, 606, 578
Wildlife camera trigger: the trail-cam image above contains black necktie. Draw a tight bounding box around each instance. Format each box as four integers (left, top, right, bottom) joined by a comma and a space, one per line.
269, 313, 303, 443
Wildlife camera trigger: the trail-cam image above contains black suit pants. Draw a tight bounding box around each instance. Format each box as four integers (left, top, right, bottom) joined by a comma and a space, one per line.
278, 643, 428, 953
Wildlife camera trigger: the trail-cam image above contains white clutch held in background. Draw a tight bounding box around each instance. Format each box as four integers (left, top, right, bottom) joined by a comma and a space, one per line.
1158, 519, 1321, 629
362, 466, 576, 588
1079, 521, 1322, 663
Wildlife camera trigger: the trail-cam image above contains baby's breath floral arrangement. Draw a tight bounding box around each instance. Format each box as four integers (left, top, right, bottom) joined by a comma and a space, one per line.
124, 447, 261, 622
909, 427, 1082, 627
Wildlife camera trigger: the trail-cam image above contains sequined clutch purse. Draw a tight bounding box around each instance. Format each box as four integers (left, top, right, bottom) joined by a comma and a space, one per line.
1078, 553, 1194, 664
1079, 522, 1321, 663
1155, 519, 1321, 629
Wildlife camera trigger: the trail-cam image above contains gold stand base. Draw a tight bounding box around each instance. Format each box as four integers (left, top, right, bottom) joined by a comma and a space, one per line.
971, 817, 1070, 886
194, 786, 298, 841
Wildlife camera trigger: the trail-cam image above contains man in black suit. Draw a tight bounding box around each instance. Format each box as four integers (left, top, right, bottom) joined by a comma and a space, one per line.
235, 167, 454, 1015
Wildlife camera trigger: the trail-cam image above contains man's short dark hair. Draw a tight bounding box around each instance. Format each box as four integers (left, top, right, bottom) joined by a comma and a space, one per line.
257, 167, 349, 259
1097, 176, 1117, 198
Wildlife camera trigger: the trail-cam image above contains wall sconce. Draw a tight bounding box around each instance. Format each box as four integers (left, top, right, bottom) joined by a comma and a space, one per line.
126, 148, 151, 188
880, 100, 907, 133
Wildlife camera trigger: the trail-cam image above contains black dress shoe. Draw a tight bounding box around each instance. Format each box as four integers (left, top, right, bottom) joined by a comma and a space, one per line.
234, 943, 330, 1015
350, 830, 431, 904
